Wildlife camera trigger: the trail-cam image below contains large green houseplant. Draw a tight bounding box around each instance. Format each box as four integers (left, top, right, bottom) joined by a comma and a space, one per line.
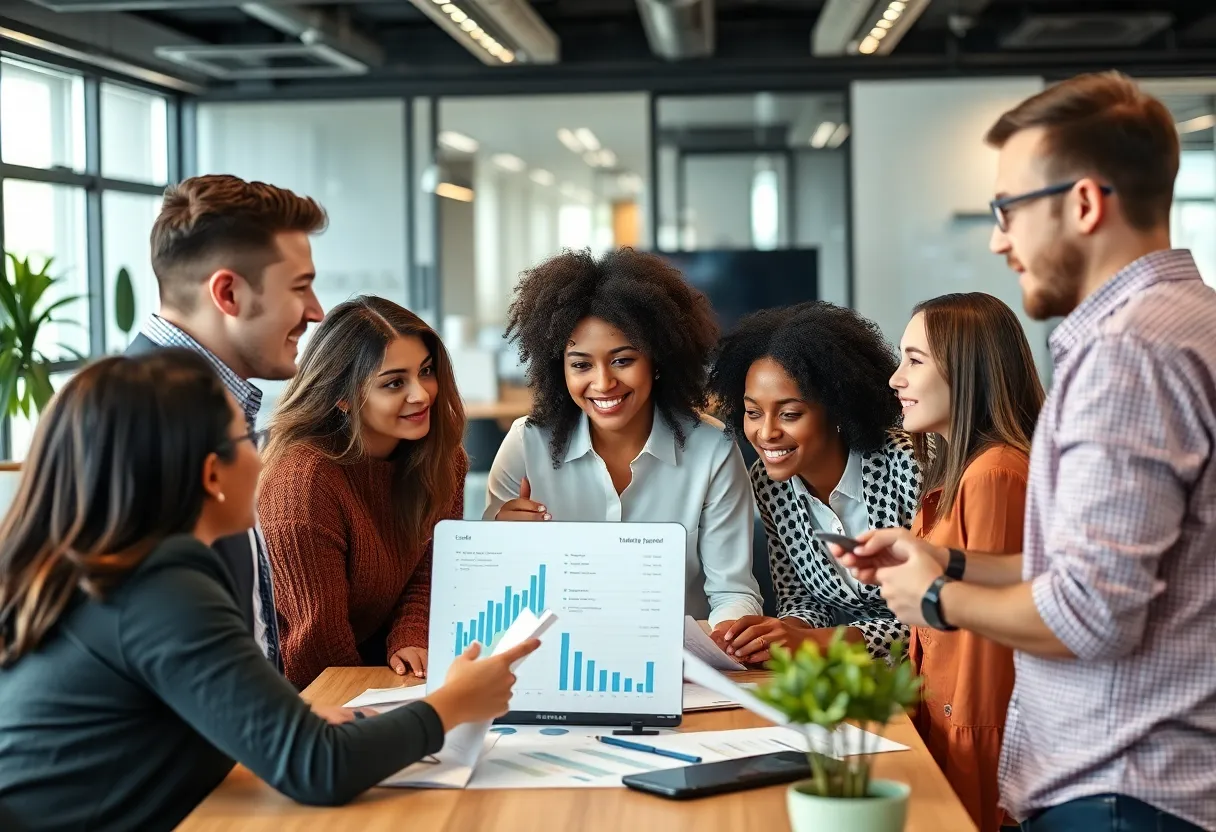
754, 630, 923, 832
0, 253, 82, 418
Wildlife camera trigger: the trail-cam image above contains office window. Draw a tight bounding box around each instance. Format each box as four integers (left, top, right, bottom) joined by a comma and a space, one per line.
103, 192, 162, 350
0, 54, 179, 460
7, 369, 76, 463
0, 57, 85, 172
3, 180, 89, 358
101, 82, 169, 185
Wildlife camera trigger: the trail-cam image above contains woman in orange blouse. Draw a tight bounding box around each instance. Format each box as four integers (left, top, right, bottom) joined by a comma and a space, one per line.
889, 293, 1044, 832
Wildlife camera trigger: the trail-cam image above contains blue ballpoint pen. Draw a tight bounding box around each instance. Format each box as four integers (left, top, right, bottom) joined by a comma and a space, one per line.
595, 735, 702, 764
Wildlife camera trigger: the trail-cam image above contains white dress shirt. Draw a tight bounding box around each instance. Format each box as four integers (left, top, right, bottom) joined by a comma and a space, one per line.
788, 451, 868, 599
484, 411, 764, 627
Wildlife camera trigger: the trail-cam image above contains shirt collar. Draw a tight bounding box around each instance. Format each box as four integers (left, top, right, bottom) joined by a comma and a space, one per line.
1048, 249, 1201, 364
141, 314, 264, 430
791, 450, 863, 504
563, 409, 680, 467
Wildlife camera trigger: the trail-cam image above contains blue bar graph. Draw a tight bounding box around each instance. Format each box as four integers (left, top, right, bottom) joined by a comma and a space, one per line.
456, 565, 548, 656
557, 632, 657, 694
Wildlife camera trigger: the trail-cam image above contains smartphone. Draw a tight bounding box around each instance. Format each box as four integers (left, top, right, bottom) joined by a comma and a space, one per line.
812, 531, 862, 551
622, 751, 810, 800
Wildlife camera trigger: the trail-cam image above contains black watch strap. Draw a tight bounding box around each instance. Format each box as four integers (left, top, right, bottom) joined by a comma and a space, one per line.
945, 548, 966, 581
921, 575, 959, 631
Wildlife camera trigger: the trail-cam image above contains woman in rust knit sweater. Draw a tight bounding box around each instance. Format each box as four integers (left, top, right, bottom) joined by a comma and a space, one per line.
888, 293, 1044, 832
259, 296, 468, 689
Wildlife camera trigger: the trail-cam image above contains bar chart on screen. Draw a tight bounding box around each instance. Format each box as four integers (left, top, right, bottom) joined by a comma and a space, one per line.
428, 520, 686, 721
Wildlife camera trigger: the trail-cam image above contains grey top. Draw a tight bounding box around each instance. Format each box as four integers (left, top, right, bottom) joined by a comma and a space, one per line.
0, 535, 445, 831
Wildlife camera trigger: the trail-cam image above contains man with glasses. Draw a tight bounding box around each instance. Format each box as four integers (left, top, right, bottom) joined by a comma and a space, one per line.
838, 72, 1216, 831
128, 174, 327, 674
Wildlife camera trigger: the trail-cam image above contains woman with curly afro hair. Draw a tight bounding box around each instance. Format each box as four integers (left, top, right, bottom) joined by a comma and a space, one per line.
705, 301, 922, 663
483, 248, 764, 628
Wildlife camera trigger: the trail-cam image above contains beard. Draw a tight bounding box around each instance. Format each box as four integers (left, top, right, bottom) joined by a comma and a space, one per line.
1020, 235, 1087, 321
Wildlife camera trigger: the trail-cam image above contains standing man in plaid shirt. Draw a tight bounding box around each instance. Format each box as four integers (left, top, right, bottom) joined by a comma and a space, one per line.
838, 73, 1216, 831
129, 174, 327, 675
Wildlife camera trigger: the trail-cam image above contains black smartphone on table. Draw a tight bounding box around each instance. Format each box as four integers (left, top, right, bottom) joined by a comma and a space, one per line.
622, 751, 811, 800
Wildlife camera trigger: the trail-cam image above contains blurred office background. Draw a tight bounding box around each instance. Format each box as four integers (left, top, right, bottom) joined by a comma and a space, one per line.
2, 0, 1215, 515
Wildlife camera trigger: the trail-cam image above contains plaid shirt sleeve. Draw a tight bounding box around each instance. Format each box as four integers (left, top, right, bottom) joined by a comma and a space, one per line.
1033, 334, 1209, 661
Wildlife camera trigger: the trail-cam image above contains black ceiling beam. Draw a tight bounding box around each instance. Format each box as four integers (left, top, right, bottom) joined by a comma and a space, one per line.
197, 45, 1216, 101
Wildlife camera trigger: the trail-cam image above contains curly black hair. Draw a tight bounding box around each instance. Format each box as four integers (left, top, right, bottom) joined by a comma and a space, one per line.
505, 248, 719, 465
707, 301, 902, 454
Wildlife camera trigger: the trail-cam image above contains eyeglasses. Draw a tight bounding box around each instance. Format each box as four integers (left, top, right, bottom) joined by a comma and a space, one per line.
217, 429, 265, 454
989, 181, 1114, 232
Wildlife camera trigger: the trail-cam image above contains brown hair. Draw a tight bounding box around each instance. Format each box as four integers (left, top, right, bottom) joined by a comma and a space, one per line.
0, 349, 236, 666
910, 293, 1044, 522
985, 72, 1179, 231
262, 296, 467, 544
150, 174, 328, 313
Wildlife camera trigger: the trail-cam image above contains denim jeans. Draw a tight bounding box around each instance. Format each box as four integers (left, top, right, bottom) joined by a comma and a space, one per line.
1021, 794, 1204, 832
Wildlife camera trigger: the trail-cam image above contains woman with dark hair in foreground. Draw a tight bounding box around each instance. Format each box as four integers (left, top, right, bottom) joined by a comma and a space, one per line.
0, 349, 536, 832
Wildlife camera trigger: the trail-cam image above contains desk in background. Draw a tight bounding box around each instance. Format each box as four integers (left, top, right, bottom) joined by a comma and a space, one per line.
179, 666, 976, 832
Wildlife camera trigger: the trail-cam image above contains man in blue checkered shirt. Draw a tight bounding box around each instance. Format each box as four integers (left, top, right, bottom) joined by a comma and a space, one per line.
841, 73, 1216, 832
128, 174, 327, 675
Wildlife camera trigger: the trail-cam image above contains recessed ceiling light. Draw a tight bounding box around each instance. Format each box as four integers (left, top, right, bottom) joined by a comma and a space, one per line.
460, 18, 478, 32
450, 9, 467, 23
574, 128, 600, 152
1177, 114, 1216, 133
491, 153, 526, 172
827, 123, 850, 148
557, 128, 584, 153
871, 27, 887, 39
859, 35, 880, 54
438, 130, 480, 153
530, 169, 556, 186
500, 51, 515, 63
883, 9, 900, 21
876, 18, 893, 29
435, 182, 474, 202
810, 121, 836, 149
441, 3, 456, 12
889, 1, 906, 10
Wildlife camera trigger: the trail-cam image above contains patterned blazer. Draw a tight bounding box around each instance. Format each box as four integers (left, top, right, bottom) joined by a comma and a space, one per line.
751, 431, 923, 660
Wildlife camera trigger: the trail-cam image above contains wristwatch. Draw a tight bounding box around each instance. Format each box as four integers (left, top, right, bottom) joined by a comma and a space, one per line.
945, 548, 967, 581
921, 575, 958, 631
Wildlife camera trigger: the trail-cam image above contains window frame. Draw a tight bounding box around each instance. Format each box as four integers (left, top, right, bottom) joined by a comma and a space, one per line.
0, 54, 187, 459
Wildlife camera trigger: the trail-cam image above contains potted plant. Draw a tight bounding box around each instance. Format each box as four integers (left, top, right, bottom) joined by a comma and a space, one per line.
0, 253, 82, 419
753, 629, 923, 832
114, 266, 136, 348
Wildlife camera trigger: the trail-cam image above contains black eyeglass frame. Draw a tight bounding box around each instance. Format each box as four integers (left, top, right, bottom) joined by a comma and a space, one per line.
217, 429, 264, 455
990, 181, 1114, 232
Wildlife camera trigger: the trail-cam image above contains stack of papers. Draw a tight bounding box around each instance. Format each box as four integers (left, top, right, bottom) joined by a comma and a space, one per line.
682, 616, 745, 671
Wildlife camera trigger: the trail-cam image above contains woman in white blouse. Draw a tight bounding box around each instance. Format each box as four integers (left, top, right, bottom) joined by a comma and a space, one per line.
484, 248, 763, 630
705, 302, 922, 662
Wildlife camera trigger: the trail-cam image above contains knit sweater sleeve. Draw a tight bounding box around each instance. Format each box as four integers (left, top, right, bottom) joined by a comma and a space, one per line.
387, 452, 468, 659
259, 447, 361, 689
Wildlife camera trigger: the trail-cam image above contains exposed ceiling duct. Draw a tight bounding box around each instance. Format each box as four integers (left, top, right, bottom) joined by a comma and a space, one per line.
812, 0, 932, 56
405, 0, 559, 66
636, 0, 715, 61
1001, 12, 1173, 50
152, 3, 382, 79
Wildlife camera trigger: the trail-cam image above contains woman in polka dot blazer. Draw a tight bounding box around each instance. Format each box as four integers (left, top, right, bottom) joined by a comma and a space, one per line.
706, 302, 922, 662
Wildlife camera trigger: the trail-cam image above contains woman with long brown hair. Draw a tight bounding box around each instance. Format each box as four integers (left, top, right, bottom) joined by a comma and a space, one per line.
0, 349, 534, 831
889, 292, 1044, 832
259, 296, 468, 689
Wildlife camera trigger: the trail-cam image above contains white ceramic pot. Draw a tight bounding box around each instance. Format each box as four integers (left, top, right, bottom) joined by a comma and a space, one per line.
786, 778, 911, 832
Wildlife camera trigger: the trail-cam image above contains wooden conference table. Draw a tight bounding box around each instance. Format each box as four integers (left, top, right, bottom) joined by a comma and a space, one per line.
180, 667, 976, 832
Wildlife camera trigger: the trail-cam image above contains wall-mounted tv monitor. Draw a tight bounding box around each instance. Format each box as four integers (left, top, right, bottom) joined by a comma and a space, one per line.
656, 248, 819, 333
